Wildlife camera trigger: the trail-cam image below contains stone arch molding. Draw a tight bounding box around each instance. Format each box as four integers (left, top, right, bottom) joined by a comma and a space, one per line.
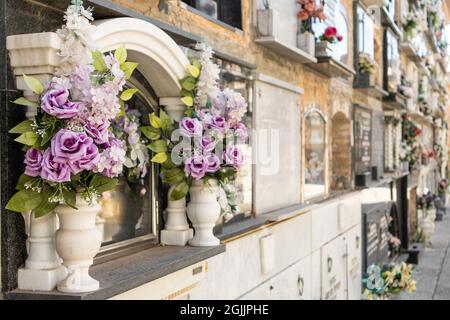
93, 17, 189, 98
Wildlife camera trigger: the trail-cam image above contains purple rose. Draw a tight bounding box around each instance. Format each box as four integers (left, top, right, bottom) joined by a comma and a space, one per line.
24, 148, 43, 177
41, 149, 72, 182
180, 117, 203, 137
83, 120, 110, 145
51, 129, 99, 174
41, 85, 82, 119
199, 135, 217, 153
184, 155, 208, 180
69, 143, 100, 174
233, 122, 248, 143
225, 144, 244, 169
206, 115, 228, 133
205, 154, 221, 173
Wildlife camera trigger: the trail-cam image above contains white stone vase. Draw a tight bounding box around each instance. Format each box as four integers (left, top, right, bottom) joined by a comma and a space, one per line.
297, 32, 315, 56
315, 40, 333, 58
187, 179, 221, 247
55, 195, 102, 293
419, 217, 433, 242
427, 207, 436, 233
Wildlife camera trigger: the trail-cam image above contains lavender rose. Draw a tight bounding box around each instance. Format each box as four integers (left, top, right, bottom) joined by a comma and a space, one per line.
24, 148, 43, 177
205, 154, 221, 173
83, 120, 110, 145
199, 135, 217, 153
184, 155, 208, 180
179, 117, 203, 137
69, 143, 100, 174
225, 144, 244, 169
41, 85, 82, 119
233, 122, 248, 143
206, 115, 228, 133
41, 149, 71, 182
51, 129, 93, 163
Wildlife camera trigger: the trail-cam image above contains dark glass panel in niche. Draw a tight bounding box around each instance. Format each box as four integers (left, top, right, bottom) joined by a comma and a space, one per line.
304, 111, 326, 200
98, 71, 158, 247
181, 0, 242, 29
384, 29, 400, 93
371, 110, 384, 180
354, 106, 372, 174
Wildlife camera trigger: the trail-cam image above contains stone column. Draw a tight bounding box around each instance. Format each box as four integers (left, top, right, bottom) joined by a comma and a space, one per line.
159, 97, 193, 246
7, 32, 66, 290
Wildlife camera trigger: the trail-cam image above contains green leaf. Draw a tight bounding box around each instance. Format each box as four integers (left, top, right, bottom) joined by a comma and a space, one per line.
149, 113, 163, 129
15, 131, 38, 146
181, 96, 194, 107
23, 74, 43, 95
114, 45, 127, 64
160, 109, 173, 131
151, 152, 168, 163
181, 89, 194, 98
180, 76, 196, 91
120, 88, 139, 101
147, 139, 167, 153
121, 61, 139, 79
90, 175, 119, 194
162, 168, 185, 185
187, 64, 200, 78
16, 174, 34, 190
169, 181, 189, 201
140, 126, 161, 140
34, 188, 58, 217
92, 51, 108, 72
192, 59, 202, 70
12, 97, 39, 108
119, 99, 125, 117
63, 190, 77, 209
5, 189, 42, 213
9, 120, 33, 134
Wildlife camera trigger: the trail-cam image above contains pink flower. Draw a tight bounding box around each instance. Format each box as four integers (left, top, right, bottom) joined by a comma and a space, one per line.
337, 34, 343, 42
225, 144, 244, 169
205, 154, 221, 173
324, 26, 337, 38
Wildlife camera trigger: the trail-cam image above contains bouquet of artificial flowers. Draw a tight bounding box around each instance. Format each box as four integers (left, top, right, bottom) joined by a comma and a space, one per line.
6, 2, 141, 216
363, 263, 417, 300
358, 52, 377, 75
140, 43, 248, 205
319, 26, 343, 44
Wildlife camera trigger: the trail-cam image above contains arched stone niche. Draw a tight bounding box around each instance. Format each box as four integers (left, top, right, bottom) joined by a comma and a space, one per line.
93, 17, 189, 99
302, 105, 328, 201
331, 111, 352, 190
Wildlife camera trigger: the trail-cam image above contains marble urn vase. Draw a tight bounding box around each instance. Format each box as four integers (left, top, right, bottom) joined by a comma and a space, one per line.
55, 195, 102, 293
187, 179, 221, 247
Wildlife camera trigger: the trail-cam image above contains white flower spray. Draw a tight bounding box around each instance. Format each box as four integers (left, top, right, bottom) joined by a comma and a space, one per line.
194, 43, 220, 108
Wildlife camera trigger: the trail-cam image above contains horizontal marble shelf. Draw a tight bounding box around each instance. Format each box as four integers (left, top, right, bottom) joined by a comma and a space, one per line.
354, 85, 389, 98
306, 57, 356, 79
382, 92, 408, 110
255, 36, 317, 64
409, 111, 433, 126
5, 245, 225, 300
400, 42, 422, 63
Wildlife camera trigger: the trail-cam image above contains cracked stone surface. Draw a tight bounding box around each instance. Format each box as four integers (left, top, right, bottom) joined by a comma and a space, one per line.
399, 210, 450, 300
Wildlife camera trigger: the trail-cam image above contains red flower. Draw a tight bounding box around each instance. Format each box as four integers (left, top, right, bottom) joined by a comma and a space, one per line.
324, 26, 337, 38
337, 34, 343, 42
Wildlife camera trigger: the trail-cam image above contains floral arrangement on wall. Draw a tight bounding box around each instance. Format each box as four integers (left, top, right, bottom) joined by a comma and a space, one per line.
438, 178, 449, 195
399, 115, 422, 168
357, 52, 377, 75
5, 1, 142, 215
402, 10, 426, 39
319, 26, 343, 44
297, 0, 326, 34
398, 75, 414, 98
140, 43, 248, 208
363, 263, 417, 300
